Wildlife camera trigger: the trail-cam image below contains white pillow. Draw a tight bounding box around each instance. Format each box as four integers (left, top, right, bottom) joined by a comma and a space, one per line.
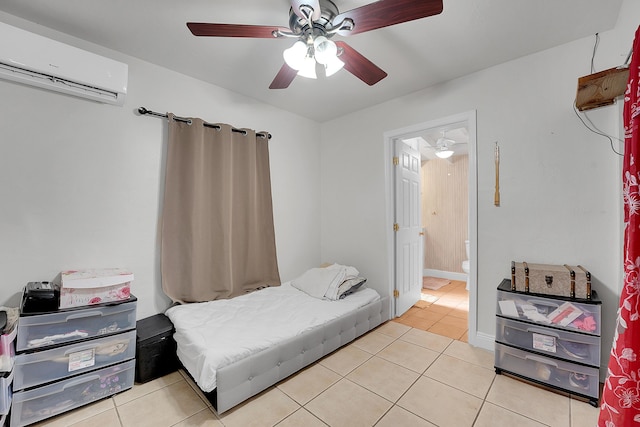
291, 268, 344, 299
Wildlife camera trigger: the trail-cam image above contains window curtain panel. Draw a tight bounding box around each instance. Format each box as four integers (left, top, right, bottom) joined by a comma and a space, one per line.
599, 25, 640, 426
161, 114, 280, 303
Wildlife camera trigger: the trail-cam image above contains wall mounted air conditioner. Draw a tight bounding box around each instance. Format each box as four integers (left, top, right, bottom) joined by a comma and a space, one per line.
0, 21, 128, 106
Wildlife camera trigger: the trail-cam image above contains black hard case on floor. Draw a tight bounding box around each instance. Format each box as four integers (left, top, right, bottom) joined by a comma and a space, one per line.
135, 313, 180, 383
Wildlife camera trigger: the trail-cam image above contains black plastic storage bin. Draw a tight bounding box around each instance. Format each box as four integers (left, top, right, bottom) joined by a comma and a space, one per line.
135, 313, 180, 383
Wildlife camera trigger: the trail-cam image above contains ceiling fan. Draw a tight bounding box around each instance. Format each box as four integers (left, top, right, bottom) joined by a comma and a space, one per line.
434, 131, 457, 159
186, 0, 443, 89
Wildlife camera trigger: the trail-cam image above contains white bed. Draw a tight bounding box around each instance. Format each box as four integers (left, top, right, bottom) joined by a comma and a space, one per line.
165, 274, 389, 413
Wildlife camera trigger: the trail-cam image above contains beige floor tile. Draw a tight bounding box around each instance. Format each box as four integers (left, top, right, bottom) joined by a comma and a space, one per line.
172, 409, 222, 427
570, 398, 600, 426
435, 314, 468, 329
346, 356, 420, 402
409, 308, 446, 322
30, 397, 115, 427
69, 408, 121, 427
414, 300, 431, 308
399, 328, 453, 352
419, 303, 452, 315
218, 388, 299, 427
117, 379, 207, 427
401, 316, 437, 331
427, 322, 467, 340
376, 340, 440, 374
319, 344, 372, 376
351, 330, 395, 354
448, 306, 469, 319
277, 363, 341, 405
443, 340, 494, 369
113, 371, 183, 406
375, 405, 437, 427
305, 379, 392, 427
182, 372, 213, 407
424, 354, 495, 398
474, 402, 547, 427
376, 321, 411, 339
276, 408, 327, 427
397, 376, 482, 427
486, 375, 570, 426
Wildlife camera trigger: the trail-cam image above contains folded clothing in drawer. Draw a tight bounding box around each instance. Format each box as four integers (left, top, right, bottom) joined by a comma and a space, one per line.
495, 317, 600, 366
13, 330, 136, 391
16, 298, 137, 352
11, 359, 134, 427
495, 343, 599, 400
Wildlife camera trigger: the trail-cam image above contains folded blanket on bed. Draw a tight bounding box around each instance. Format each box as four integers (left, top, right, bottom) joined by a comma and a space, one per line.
291, 263, 360, 300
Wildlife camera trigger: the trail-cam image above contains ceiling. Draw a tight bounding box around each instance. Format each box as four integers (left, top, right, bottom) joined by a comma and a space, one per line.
0, 0, 623, 122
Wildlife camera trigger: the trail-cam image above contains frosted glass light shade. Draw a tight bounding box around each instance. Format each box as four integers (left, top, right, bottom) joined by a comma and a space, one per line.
283, 41, 307, 70
324, 56, 344, 77
435, 149, 454, 159
297, 56, 317, 79
313, 36, 337, 65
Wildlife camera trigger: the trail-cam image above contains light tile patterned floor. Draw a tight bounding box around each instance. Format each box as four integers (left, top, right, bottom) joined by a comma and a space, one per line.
393, 278, 470, 341
29, 324, 599, 426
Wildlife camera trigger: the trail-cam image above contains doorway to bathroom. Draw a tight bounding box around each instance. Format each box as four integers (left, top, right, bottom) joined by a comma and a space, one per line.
385, 110, 478, 345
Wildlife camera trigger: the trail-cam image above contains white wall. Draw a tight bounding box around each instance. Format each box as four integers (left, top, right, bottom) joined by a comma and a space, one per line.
320, 0, 638, 369
0, 13, 322, 319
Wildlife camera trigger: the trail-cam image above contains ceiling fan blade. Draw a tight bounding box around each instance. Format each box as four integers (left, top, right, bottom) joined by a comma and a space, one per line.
290, 0, 322, 21
187, 23, 288, 38
336, 41, 387, 86
333, 0, 443, 36
269, 63, 298, 89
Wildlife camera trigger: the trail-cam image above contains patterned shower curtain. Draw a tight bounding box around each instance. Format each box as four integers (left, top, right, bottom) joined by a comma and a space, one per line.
598, 25, 640, 426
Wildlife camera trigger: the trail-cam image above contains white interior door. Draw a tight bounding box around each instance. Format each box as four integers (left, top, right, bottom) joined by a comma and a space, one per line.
395, 140, 422, 316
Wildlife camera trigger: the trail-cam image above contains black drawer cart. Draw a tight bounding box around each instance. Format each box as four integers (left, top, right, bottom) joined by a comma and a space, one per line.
494, 279, 602, 407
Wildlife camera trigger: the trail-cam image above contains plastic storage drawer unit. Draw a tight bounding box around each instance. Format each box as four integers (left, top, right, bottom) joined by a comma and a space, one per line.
13, 330, 136, 391
495, 316, 600, 366
16, 298, 137, 351
0, 327, 17, 373
11, 359, 135, 427
0, 371, 13, 416
496, 288, 601, 336
495, 343, 599, 401
136, 314, 180, 383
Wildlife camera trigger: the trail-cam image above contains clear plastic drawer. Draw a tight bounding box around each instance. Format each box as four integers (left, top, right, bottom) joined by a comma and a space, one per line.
13, 330, 136, 391
496, 289, 600, 336
10, 359, 134, 427
0, 327, 16, 373
16, 299, 136, 352
495, 342, 599, 399
0, 371, 13, 416
495, 317, 600, 366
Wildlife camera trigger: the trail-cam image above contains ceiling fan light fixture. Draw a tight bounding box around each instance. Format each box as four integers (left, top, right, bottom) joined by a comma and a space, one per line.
297, 55, 317, 79
324, 56, 344, 77
283, 40, 307, 70
313, 36, 338, 65
435, 148, 454, 159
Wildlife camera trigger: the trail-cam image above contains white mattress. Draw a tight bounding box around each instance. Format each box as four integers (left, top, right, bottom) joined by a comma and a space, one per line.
165, 283, 380, 392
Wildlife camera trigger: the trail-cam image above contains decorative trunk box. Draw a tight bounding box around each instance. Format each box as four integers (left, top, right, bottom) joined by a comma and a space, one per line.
511, 262, 591, 300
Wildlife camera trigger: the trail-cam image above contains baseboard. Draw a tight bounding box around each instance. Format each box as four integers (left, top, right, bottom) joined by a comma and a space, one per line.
469, 331, 495, 353
423, 269, 467, 282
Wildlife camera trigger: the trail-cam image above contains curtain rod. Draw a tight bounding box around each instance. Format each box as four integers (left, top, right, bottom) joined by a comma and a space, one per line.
137, 107, 271, 139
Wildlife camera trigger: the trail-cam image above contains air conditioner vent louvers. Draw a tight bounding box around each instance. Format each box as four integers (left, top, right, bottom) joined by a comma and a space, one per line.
0, 21, 127, 106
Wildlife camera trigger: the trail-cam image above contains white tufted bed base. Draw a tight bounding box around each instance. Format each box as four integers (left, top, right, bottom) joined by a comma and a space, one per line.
200, 295, 390, 413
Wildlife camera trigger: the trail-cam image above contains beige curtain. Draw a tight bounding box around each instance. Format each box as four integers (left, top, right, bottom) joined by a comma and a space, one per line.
161, 114, 280, 303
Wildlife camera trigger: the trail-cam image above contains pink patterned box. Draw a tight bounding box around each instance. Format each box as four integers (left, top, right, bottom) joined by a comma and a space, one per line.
59, 268, 133, 309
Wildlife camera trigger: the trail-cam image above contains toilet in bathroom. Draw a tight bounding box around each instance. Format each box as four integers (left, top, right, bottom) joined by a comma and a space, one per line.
462, 240, 470, 290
